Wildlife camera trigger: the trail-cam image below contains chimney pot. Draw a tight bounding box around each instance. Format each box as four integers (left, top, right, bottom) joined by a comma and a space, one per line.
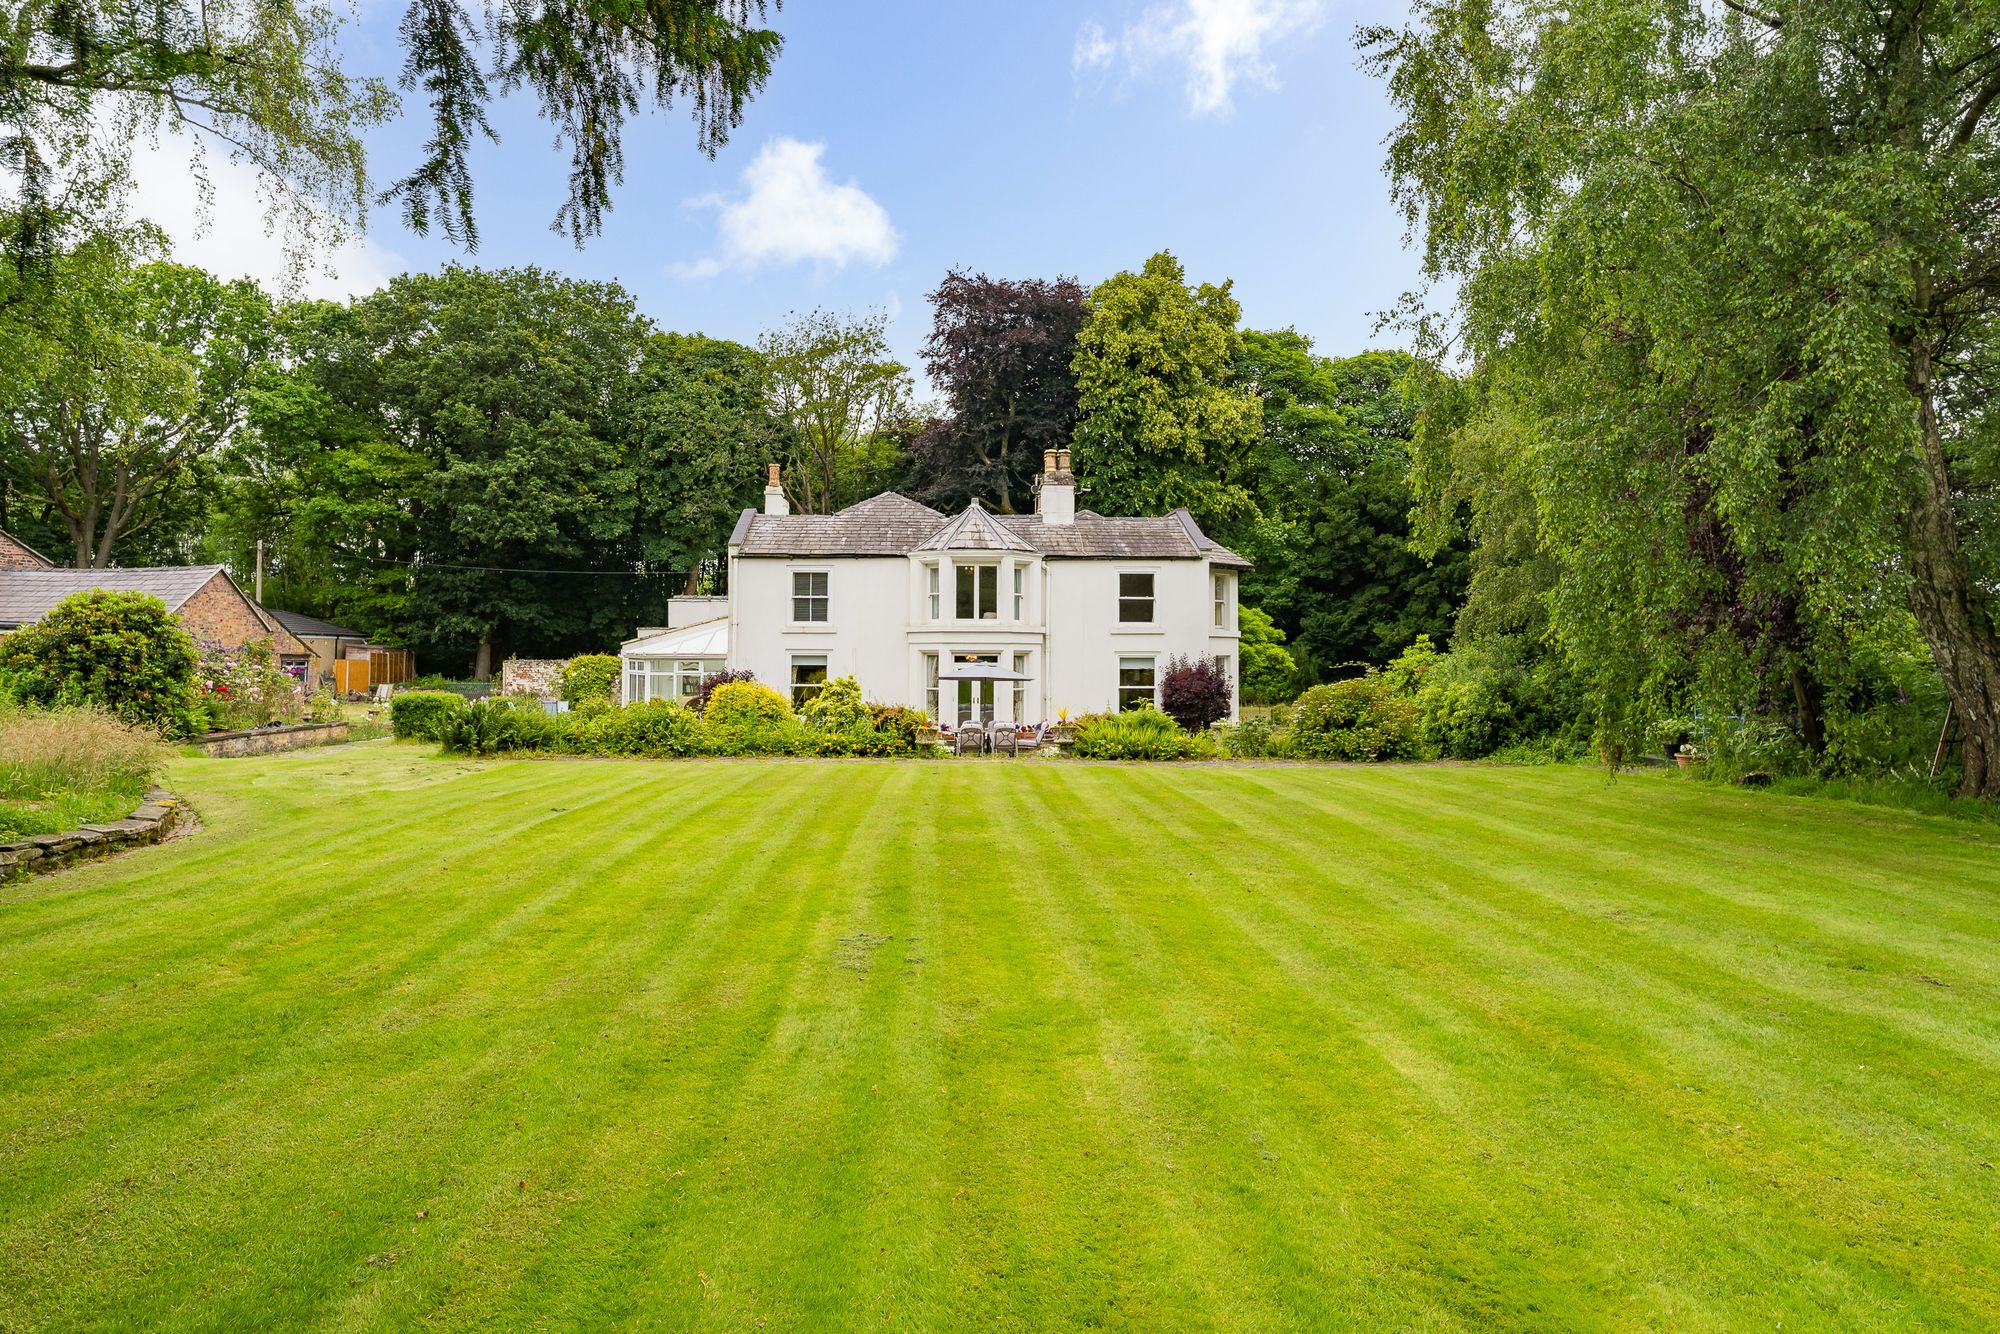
1043, 448, 1057, 476
767, 462, 781, 487
762, 462, 789, 516
1056, 447, 1071, 474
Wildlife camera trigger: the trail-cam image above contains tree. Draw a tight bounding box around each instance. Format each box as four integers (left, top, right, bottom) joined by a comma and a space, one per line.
1237, 606, 1298, 705
903, 271, 1086, 514
627, 332, 782, 587
1367, 1, 2000, 794
1, 0, 781, 249
759, 309, 913, 514
1234, 333, 1467, 673
1071, 251, 1262, 530
0, 235, 274, 566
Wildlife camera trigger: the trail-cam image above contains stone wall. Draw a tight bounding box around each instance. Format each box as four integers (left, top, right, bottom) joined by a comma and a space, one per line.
501, 658, 565, 698
190, 721, 350, 757
0, 787, 180, 880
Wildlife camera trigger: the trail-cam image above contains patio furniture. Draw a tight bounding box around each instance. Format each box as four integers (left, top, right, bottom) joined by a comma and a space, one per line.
954, 724, 988, 756
993, 727, 1017, 757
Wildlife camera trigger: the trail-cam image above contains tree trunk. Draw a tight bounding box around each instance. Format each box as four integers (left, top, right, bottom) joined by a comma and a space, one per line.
473, 633, 494, 683
1789, 666, 1825, 756
1903, 332, 2000, 797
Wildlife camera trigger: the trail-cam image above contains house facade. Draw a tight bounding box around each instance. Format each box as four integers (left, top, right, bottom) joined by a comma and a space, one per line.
622, 451, 1249, 724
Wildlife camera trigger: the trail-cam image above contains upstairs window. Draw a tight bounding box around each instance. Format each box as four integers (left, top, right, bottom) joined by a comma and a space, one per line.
927, 564, 941, 620
1013, 565, 1026, 620
1214, 573, 1229, 628
792, 570, 828, 623
1118, 571, 1155, 624
956, 563, 998, 619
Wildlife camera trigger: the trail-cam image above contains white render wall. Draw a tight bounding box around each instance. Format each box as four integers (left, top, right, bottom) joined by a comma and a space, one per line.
726, 551, 1240, 722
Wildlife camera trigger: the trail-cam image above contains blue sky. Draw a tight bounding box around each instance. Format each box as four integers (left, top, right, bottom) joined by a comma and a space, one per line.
133, 1, 1422, 391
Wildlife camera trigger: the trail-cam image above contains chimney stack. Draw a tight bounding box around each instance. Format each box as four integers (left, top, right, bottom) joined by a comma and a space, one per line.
1038, 445, 1075, 526
763, 462, 789, 516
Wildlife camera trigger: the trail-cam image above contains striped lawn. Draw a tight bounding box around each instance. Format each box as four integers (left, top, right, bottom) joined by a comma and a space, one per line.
2, 743, 1998, 1331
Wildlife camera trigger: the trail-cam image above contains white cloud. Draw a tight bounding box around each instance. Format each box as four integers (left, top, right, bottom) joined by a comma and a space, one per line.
1075, 0, 1328, 115
673, 137, 897, 278
124, 134, 402, 301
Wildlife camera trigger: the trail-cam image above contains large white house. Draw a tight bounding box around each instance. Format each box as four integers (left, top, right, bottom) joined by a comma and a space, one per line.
620, 449, 1249, 724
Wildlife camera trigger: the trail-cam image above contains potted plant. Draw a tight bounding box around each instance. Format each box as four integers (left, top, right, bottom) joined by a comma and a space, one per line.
1655, 717, 1693, 764
1050, 708, 1074, 744
1675, 742, 1699, 770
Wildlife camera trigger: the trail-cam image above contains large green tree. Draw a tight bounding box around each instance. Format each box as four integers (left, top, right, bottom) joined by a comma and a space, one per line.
1368, 0, 2000, 794
1071, 251, 1261, 530
758, 308, 913, 515
1235, 333, 1468, 673
1, 0, 781, 249
0, 233, 274, 566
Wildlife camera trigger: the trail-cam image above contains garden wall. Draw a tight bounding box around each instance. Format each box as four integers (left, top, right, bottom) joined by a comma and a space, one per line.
0, 787, 181, 880
191, 721, 350, 757
501, 658, 564, 698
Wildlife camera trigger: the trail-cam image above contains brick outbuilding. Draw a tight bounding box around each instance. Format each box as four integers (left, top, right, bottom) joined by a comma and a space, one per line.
0, 563, 306, 658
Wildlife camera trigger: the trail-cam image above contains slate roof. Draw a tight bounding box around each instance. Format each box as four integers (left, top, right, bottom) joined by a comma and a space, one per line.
731, 492, 947, 557
0, 566, 229, 627
731, 492, 1251, 568
915, 500, 1036, 553
269, 608, 368, 640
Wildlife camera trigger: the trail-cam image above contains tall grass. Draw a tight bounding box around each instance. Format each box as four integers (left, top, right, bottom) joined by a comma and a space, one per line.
0, 703, 163, 838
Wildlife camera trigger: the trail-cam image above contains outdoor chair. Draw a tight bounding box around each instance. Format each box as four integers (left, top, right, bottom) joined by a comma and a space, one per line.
955, 724, 988, 756
993, 728, 1018, 757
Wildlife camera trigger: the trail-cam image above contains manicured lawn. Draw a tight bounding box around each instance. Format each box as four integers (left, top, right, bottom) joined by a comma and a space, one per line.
3, 746, 1999, 1331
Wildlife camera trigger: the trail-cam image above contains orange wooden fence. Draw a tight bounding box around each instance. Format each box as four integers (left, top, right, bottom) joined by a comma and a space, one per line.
333, 648, 415, 694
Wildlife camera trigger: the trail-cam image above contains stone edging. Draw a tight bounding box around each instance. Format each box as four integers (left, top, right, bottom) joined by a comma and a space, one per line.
0, 787, 182, 880
191, 721, 350, 757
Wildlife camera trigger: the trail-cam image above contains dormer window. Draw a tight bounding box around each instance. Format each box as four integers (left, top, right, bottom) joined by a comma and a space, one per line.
956, 563, 998, 619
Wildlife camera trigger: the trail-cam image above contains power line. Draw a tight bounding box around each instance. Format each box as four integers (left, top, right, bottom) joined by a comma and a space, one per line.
347, 553, 685, 577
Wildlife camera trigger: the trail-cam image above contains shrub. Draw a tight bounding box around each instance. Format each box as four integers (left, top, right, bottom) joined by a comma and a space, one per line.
1218, 715, 1291, 759
579, 699, 706, 757
558, 654, 621, 706
800, 675, 870, 731
1238, 606, 1298, 705
688, 668, 755, 716
0, 590, 201, 736
705, 680, 793, 728
1070, 707, 1197, 760
391, 689, 469, 740
195, 638, 305, 731
1291, 675, 1422, 761
868, 705, 929, 751
1160, 655, 1231, 732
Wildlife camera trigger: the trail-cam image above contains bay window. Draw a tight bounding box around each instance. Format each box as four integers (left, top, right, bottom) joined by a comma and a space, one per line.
956, 563, 998, 619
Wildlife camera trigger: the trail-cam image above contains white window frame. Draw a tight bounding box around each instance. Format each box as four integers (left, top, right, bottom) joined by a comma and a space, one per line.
792, 568, 830, 624
1117, 655, 1157, 712
1118, 570, 1156, 625
790, 654, 828, 709
956, 562, 999, 620
1012, 651, 1029, 722
926, 563, 941, 621
1012, 564, 1026, 621
624, 658, 724, 704
923, 651, 940, 720
1213, 572, 1229, 629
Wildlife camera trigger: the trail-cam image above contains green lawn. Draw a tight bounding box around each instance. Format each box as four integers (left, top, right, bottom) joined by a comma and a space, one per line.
3, 746, 1999, 1331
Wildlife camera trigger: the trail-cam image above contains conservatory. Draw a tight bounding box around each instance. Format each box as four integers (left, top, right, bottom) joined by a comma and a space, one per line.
619, 617, 729, 704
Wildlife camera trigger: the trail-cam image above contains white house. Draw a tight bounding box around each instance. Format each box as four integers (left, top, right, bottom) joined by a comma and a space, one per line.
621, 449, 1249, 723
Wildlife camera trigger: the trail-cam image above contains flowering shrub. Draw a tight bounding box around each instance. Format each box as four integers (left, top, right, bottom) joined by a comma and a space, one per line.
688, 668, 756, 716
1291, 676, 1422, 761
1070, 707, 1201, 760
194, 639, 306, 731
0, 590, 201, 735
557, 654, 621, 706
